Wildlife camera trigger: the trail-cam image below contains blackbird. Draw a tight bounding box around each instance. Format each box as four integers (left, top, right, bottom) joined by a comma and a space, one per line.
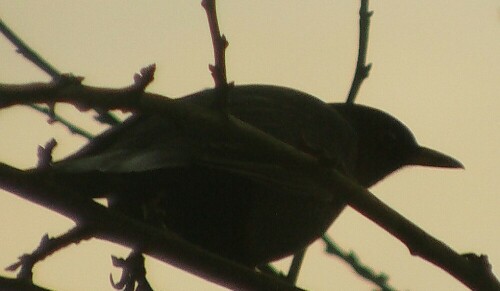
47, 84, 463, 267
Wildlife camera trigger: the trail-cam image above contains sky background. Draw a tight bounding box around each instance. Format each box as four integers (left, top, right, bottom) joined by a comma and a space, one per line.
0, 1, 499, 290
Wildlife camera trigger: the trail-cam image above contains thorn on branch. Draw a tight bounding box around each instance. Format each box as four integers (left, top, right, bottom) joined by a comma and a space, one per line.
113, 64, 157, 115
363, 63, 372, 78
51, 74, 90, 113
46, 102, 57, 124
132, 64, 156, 92
221, 34, 229, 48
462, 253, 495, 275
202, 0, 232, 113
362, 9, 374, 18
55, 73, 85, 86
203, 0, 227, 78
37, 139, 57, 169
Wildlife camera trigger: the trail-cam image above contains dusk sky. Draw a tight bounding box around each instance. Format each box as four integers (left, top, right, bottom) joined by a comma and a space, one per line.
1, 2, 498, 290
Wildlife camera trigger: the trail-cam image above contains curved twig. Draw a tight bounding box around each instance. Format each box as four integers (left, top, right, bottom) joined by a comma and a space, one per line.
346, 0, 373, 104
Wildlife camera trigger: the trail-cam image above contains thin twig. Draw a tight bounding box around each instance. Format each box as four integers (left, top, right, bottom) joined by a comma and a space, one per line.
28, 104, 94, 139
0, 18, 121, 127
322, 234, 396, 291
201, 0, 233, 112
94, 108, 121, 126
299, 0, 373, 281
0, 18, 60, 78
201, 0, 229, 87
257, 264, 285, 278
328, 174, 500, 291
346, 0, 373, 104
6, 226, 92, 281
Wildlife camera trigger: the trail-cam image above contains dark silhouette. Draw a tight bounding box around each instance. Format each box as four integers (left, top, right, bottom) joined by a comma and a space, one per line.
38, 85, 462, 267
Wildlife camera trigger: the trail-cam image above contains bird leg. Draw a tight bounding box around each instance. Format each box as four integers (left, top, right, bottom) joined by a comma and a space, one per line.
110, 249, 153, 291
286, 248, 307, 284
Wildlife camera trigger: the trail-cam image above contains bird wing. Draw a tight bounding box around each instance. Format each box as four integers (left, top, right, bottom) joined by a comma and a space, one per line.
52, 85, 356, 199
54, 114, 196, 172
184, 85, 357, 175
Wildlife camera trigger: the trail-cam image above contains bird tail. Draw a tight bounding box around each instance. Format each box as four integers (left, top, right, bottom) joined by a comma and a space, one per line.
0, 163, 117, 199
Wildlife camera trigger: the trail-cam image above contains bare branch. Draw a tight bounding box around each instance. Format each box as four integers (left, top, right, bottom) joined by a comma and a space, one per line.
0, 78, 143, 113
346, 0, 373, 103
6, 226, 92, 281
322, 234, 396, 291
0, 276, 51, 291
0, 18, 121, 127
0, 18, 60, 79
201, 0, 233, 113
1, 5, 495, 290
36, 139, 57, 169
0, 162, 303, 291
201, 0, 229, 88
28, 104, 94, 139
329, 173, 500, 291
0, 77, 498, 290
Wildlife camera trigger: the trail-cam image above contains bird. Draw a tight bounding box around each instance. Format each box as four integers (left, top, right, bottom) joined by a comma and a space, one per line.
43, 84, 463, 267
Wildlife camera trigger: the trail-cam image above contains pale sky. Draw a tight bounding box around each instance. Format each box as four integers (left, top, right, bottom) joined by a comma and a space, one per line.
0, 1, 498, 290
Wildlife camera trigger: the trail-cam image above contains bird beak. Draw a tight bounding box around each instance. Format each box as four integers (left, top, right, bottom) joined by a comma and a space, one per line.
409, 146, 464, 169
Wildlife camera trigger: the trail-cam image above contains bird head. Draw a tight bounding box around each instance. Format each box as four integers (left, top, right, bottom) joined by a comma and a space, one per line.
331, 103, 463, 187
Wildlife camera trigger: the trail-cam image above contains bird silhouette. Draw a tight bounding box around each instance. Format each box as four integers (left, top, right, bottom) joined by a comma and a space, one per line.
46, 85, 463, 267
